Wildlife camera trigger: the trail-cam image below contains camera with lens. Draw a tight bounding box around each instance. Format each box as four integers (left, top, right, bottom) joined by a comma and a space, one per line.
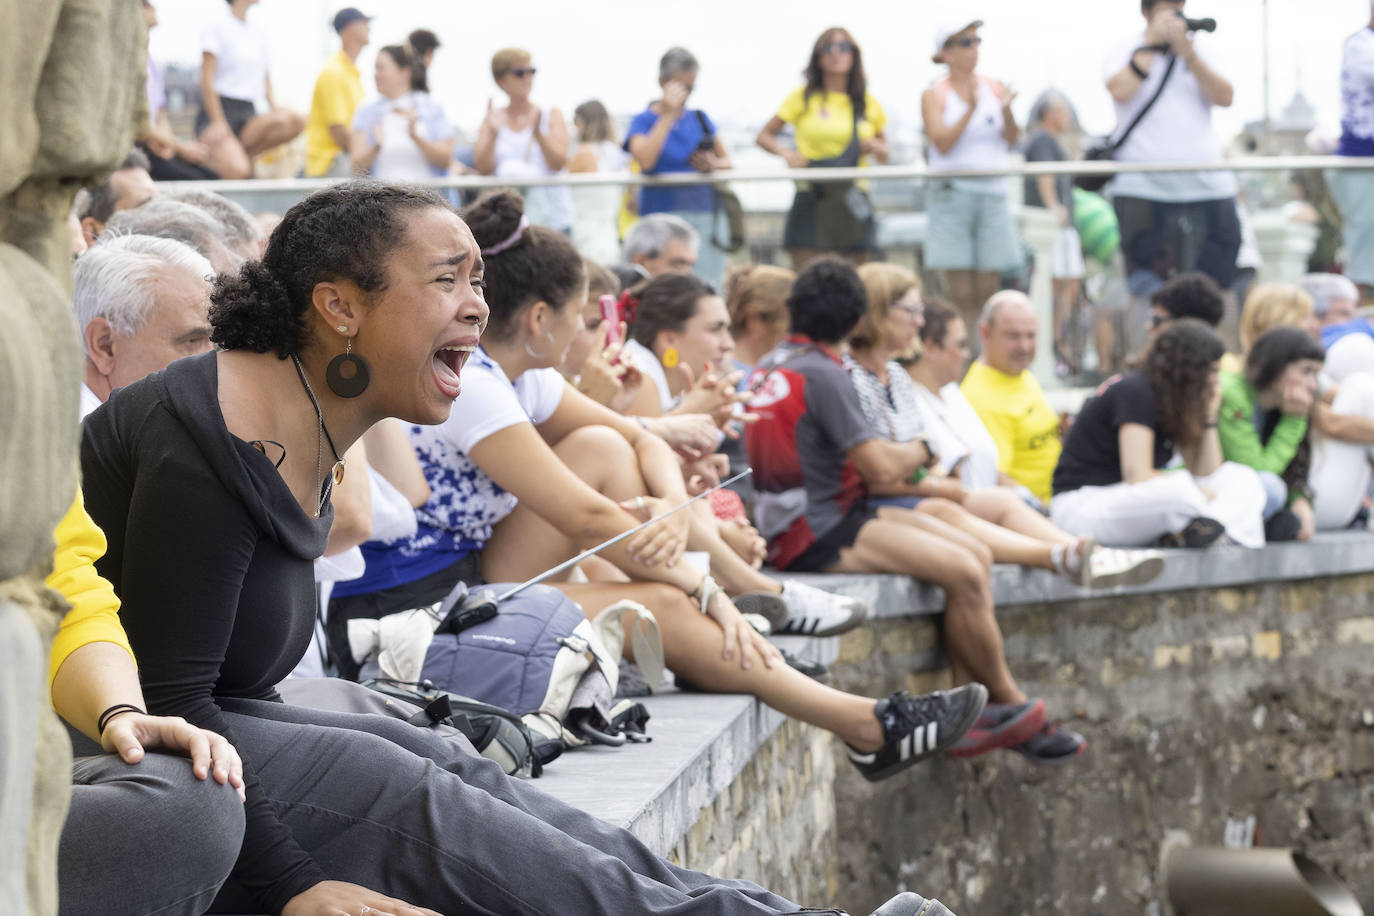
1176, 11, 1217, 32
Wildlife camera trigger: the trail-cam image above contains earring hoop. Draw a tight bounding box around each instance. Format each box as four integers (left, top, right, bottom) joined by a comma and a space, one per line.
326, 330, 371, 398
524, 330, 557, 361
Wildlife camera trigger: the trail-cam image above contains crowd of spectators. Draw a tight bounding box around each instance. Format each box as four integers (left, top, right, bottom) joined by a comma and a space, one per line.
38, 2, 1374, 915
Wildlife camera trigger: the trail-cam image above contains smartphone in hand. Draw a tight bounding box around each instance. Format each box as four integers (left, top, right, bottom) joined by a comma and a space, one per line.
599, 295, 622, 347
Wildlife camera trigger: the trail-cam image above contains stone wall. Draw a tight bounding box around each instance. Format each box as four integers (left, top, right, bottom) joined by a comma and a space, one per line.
827, 572, 1374, 916
668, 718, 840, 907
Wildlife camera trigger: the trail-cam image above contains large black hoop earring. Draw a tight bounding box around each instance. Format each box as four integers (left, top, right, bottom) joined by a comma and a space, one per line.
326, 330, 371, 398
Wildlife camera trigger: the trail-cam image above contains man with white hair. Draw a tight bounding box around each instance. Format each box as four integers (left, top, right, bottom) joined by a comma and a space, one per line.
74, 234, 214, 418
100, 198, 242, 275
961, 290, 1062, 504
1301, 273, 1360, 330
620, 212, 700, 279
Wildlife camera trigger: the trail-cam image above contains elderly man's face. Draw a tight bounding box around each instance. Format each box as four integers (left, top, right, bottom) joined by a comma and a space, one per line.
105, 266, 213, 390
637, 238, 697, 277
1323, 296, 1358, 328
980, 298, 1038, 376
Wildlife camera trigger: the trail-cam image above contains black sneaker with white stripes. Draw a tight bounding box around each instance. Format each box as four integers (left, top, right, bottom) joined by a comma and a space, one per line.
846, 683, 988, 782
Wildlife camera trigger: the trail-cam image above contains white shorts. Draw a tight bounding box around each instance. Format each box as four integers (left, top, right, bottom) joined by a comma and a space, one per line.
1050, 226, 1085, 280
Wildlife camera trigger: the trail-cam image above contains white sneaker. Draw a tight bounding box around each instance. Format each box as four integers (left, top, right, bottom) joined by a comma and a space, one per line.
1082, 546, 1166, 589
775, 580, 869, 636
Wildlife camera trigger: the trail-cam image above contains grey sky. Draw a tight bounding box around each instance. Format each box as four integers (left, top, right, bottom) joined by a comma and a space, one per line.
152, 0, 1362, 146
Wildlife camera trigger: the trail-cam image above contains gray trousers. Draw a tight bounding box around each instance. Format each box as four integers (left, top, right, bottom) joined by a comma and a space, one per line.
208, 699, 798, 915
61, 752, 245, 916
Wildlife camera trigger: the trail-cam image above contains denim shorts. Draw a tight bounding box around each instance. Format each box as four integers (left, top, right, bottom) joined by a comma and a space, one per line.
1327, 168, 1374, 286
924, 182, 1022, 272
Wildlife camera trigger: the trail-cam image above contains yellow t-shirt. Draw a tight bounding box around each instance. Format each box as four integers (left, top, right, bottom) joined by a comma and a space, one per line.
304, 50, 365, 176
775, 88, 886, 165
47, 490, 134, 687
961, 361, 1062, 503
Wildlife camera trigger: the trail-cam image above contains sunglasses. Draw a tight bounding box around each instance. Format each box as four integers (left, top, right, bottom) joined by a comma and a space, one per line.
892, 303, 925, 319
1148, 312, 1172, 329
946, 36, 982, 49
507, 67, 537, 78
822, 41, 855, 55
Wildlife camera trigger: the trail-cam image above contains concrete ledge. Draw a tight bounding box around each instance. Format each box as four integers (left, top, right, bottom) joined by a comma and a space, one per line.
536, 633, 837, 858
537, 532, 1374, 885
779, 530, 1374, 617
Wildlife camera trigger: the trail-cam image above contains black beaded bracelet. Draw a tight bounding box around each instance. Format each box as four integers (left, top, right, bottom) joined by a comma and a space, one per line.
97, 703, 144, 735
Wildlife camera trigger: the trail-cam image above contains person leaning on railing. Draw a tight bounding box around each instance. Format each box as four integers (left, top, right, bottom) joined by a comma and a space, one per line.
756, 27, 889, 271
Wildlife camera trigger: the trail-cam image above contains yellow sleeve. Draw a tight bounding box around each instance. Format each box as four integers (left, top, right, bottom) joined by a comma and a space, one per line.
46, 490, 134, 687
775, 87, 807, 124
865, 94, 887, 133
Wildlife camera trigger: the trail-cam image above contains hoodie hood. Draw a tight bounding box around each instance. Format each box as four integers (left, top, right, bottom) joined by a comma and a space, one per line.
153, 351, 331, 561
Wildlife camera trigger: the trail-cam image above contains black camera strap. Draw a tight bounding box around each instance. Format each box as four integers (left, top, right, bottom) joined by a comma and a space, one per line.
1105, 49, 1179, 155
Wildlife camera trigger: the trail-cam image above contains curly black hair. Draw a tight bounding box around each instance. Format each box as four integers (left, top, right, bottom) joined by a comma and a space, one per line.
1145, 318, 1225, 446
629, 273, 717, 350
209, 181, 451, 357
786, 255, 867, 344
1151, 271, 1226, 328
1246, 325, 1326, 491
461, 189, 585, 342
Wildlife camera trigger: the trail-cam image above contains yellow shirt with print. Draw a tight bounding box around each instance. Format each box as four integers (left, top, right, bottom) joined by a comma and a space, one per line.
776, 88, 885, 191
960, 361, 1062, 504
304, 50, 365, 177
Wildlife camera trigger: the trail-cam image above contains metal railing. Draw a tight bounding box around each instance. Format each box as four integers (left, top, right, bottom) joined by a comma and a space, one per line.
159, 154, 1374, 195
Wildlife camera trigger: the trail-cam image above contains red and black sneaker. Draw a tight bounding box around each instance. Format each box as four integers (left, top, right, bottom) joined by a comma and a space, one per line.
1014, 722, 1087, 765
946, 699, 1047, 759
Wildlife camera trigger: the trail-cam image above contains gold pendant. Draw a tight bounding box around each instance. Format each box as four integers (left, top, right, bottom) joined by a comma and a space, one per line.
332, 460, 346, 486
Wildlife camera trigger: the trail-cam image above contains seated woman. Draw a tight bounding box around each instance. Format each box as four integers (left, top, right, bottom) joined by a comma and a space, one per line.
1050, 320, 1268, 549
726, 263, 795, 381
848, 263, 1162, 588
746, 256, 1084, 764
903, 297, 1002, 491
332, 191, 980, 771
1217, 326, 1325, 541
1237, 283, 1374, 531
79, 180, 956, 916
48, 491, 245, 916
349, 45, 456, 181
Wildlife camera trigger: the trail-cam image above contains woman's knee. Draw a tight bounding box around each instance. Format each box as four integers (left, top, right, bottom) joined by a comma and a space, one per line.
554, 424, 634, 468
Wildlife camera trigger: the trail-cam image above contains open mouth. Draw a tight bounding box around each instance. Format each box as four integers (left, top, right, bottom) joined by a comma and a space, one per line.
433, 345, 475, 397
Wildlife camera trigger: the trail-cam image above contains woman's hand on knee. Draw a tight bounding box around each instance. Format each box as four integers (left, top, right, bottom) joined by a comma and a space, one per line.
283, 881, 443, 916
620, 496, 687, 568
706, 593, 781, 671
102, 713, 246, 802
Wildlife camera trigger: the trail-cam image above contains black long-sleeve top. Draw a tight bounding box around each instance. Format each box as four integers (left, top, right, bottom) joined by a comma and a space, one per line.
80, 352, 332, 915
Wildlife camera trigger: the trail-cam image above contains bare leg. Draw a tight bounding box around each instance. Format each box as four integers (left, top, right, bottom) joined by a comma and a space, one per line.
200, 130, 251, 180
834, 514, 1025, 704
1051, 277, 1073, 365
1093, 308, 1118, 376
944, 269, 978, 342
961, 487, 1078, 548
553, 581, 886, 750
914, 497, 1057, 570
973, 271, 1002, 316
240, 110, 306, 156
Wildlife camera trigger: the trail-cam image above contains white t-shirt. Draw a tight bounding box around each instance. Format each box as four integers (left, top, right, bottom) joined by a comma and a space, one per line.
1102, 32, 1237, 202
200, 8, 269, 102
623, 338, 677, 413
911, 381, 1002, 491
79, 384, 102, 420
406, 350, 566, 548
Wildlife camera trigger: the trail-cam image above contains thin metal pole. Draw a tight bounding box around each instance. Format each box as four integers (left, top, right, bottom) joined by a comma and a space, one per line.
494, 469, 753, 603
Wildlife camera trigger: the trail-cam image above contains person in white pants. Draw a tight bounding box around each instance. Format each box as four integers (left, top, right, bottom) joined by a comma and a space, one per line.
1049, 320, 1267, 548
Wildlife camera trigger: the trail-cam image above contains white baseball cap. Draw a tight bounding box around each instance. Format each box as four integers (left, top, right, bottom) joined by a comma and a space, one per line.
932, 18, 983, 64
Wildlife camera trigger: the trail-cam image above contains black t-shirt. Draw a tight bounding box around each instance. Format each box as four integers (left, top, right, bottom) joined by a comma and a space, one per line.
1052, 371, 1173, 494
1023, 130, 1075, 221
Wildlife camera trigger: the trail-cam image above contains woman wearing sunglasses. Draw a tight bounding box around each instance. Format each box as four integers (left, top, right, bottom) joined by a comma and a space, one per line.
921, 18, 1022, 345
756, 27, 889, 269
474, 47, 574, 234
